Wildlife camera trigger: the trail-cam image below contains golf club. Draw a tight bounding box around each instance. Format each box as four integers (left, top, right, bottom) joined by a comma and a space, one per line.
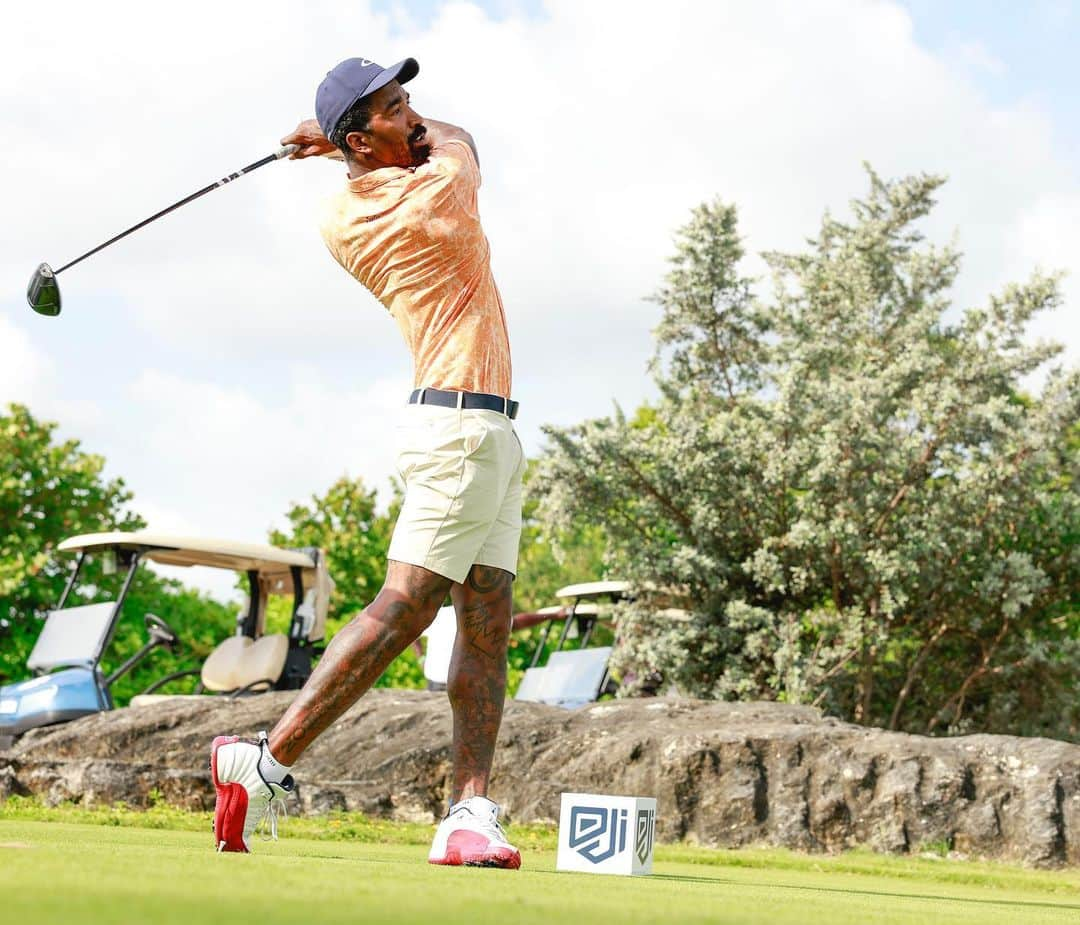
27, 144, 300, 316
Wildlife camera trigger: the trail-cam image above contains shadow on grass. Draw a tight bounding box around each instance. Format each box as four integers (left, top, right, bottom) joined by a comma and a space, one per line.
648, 873, 1080, 912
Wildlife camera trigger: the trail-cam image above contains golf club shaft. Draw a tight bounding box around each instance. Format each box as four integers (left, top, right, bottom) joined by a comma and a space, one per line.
55, 145, 299, 275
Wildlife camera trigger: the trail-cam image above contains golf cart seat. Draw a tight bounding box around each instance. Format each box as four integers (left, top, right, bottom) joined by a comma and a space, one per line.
200, 634, 288, 693
129, 631, 289, 708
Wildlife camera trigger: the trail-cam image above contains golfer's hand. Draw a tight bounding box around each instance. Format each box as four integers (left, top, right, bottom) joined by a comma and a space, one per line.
281, 120, 339, 159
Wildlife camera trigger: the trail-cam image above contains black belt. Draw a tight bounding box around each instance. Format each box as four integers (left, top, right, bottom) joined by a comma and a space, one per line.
409, 387, 519, 420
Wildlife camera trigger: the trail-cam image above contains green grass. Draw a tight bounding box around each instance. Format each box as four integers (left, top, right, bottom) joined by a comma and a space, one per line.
1, 802, 1078, 925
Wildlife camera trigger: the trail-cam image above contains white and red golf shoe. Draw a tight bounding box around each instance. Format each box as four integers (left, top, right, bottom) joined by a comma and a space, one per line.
428, 796, 521, 869
210, 733, 293, 853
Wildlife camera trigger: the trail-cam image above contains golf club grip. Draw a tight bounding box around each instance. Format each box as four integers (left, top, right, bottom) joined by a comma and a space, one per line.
211, 145, 301, 187
54, 146, 301, 275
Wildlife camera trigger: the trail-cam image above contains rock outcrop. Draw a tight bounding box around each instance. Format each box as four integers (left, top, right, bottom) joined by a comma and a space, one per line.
1, 691, 1077, 866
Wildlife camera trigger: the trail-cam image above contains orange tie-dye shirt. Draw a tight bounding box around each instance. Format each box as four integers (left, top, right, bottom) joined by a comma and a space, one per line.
320, 139, 512, 397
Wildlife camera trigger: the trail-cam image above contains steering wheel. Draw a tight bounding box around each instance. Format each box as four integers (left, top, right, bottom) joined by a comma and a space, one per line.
144, 612, 179, 651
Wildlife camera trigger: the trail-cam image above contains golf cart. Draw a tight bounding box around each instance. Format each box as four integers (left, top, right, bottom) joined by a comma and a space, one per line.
0, 531, 332, 745
513, 580, 630, 708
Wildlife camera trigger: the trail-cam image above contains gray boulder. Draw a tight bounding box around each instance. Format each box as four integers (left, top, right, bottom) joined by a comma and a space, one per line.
1, 690, 1077, 867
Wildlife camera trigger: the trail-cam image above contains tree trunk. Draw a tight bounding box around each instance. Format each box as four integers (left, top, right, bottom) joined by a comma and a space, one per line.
853, 598, 880, 724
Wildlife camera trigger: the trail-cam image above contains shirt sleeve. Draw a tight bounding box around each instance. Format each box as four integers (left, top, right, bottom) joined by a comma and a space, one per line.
318, 196, 359, 281
318, 209, 343, 267
423, 138, 481, 206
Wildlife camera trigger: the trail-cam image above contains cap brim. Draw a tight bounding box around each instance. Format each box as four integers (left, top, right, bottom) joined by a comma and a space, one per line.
362, 57, 419, 101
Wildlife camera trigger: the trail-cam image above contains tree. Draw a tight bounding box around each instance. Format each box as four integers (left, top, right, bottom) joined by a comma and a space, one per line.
0, 404, 142, 681
533, 170, 1080, 739
0, 403, 238, 700
267, 476, 415, 686
508, 462, 609, 690
515, 462, 609, 613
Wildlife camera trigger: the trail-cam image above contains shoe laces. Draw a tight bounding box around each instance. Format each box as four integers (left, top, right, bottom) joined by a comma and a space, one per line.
453, 799, 508, 841
254, 732, 292, 842
255, 789, 289, 842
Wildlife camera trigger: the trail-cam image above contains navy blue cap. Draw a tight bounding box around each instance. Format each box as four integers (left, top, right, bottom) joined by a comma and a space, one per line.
316, 57, 419, 140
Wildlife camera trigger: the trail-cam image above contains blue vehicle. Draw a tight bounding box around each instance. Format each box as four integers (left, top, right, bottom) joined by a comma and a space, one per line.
0, 531, 333, 747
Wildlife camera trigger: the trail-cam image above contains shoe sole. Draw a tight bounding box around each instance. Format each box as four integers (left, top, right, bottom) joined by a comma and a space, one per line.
429, 830, 521, 869
210, 735, 250, 853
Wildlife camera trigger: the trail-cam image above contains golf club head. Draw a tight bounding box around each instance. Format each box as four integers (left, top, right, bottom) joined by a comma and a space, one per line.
27, 263, 61, 316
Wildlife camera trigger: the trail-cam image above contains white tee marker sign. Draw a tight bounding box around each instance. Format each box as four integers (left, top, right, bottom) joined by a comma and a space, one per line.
556, 792, 657, 876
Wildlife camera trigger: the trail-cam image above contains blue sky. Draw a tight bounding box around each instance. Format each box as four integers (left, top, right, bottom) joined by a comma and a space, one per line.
902, 1, 1079, 153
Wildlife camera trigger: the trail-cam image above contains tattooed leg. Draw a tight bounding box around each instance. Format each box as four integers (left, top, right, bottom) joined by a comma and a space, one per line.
268, 560, 452, 766
446, 564, 514, 803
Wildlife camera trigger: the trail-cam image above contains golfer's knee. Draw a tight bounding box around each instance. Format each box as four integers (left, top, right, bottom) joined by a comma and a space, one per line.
367, 588, 440, 638
384, 561, 453, 608
463, 564, 514, 599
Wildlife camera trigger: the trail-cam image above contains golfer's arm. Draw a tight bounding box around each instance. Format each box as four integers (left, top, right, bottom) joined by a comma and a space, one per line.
425, 120, 479, 166
281, 119, 343, 160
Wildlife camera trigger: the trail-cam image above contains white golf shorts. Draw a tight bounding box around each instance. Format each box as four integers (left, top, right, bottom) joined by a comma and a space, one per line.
388, 403, 526, 584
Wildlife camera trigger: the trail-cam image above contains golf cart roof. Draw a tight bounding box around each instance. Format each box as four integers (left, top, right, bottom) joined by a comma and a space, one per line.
57, 531, 316, 575
536, 603, 600, 616
554, 580, 630, 600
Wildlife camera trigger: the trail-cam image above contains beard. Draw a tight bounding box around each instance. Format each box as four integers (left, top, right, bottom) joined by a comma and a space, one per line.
409, 141, 432, 166
408, 125, 431, 165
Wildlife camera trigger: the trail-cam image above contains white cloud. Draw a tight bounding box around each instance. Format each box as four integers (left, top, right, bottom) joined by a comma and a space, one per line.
0, 313, 51, 402
103, 365, 410, 597
1, 0, 1077, 600
0, 310, 103, 433
123, 365, 409, 533
1011, 193, 1080, 369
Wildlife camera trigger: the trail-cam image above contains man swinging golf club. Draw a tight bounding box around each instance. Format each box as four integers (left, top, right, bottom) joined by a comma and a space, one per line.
210, 55, 525, 868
